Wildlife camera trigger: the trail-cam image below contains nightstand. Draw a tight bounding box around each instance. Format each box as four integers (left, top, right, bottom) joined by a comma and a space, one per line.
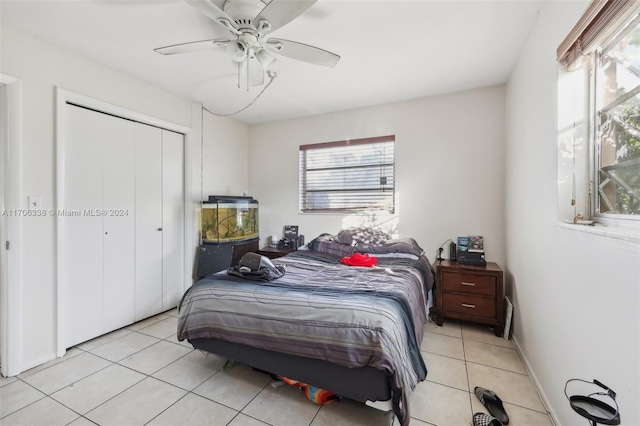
256, 247, 296, 259
435, 260, 504, 337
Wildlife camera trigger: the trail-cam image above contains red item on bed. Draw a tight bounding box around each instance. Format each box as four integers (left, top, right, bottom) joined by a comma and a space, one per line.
341, 252, 377, 267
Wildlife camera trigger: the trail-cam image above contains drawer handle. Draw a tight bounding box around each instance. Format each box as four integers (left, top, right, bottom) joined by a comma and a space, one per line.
461, 282, 476, 286
461, 303, 476, 309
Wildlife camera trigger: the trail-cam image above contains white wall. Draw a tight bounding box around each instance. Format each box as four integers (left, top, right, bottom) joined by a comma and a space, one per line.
0, 27, 248, 372
202, 111, 249, 196
505, 2, 640, 425
249, 86, 506, 266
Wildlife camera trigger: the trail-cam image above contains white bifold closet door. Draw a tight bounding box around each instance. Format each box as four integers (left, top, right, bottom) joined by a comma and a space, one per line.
134, 124, 163, 321
65, 106, 136, 345
64, 104, 184, 348
161, 130, 185, 311
134, 125, 185, 321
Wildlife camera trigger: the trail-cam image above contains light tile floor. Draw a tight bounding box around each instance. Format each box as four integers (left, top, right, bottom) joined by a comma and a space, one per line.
0, 310, 553, 426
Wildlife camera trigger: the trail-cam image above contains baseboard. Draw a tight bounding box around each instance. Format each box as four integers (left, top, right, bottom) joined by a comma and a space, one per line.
512, 335, 560, 426
20, 352, 57, 375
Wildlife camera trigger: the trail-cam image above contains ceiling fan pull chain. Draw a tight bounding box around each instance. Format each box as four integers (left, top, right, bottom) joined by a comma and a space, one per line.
205, 71, 277, 117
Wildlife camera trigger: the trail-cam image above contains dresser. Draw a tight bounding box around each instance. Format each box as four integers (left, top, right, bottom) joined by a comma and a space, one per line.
435, 260, 504, 337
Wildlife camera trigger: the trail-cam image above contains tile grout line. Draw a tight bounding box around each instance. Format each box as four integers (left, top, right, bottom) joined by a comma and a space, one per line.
462, 332, 476, 424
464, 359, 529, 377
2, 312, 182, 423
225, 377, 276, 426
47, 363, 146, 423
462, 330, 552, 419
114, 339, 193, 376
6, 316, 544, 426
17, 347, 88, 380
0, 379, 48, 420
141, 390, 192, 426
34, 342, 192, 423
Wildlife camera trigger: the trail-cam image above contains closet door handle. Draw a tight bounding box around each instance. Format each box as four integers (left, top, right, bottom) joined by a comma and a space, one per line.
157, 227, 163, 231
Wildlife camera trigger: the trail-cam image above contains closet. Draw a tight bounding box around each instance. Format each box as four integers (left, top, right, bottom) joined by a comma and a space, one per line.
63, 104, 184, 348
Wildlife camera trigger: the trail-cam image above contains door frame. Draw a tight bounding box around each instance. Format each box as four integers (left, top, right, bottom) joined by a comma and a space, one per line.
56, 88, 191, 357
0, 74, 23, 377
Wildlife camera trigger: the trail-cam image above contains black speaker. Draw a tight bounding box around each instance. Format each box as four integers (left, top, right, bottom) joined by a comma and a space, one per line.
449, 242, 457, 261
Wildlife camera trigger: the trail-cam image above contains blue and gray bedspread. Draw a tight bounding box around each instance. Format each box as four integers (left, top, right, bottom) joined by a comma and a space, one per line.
177, 250, 434, 426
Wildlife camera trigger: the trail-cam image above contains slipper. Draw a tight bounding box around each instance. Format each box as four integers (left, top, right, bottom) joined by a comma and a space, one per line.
475, 387, 510, 425
472, 412, 503, 426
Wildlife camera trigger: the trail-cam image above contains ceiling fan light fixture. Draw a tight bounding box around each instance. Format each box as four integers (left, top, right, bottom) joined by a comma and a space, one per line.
255, 47, 276, 69
227, 39, 249, 62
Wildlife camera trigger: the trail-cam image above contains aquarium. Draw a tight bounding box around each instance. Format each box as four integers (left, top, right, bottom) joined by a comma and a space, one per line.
201, 195, 259, 243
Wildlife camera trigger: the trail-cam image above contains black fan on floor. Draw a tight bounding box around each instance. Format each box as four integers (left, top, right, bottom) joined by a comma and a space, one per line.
565, 379, 621, 426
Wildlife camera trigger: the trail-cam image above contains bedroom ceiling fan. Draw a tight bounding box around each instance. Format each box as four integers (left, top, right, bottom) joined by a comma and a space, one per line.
155, 0, 340, 89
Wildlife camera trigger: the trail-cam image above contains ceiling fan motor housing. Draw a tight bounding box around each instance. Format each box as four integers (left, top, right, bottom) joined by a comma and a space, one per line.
223, 0, 268, 29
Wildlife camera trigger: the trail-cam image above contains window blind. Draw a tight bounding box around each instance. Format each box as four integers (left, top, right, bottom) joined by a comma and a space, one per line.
299, 135, 395, 213
557, 0, 637, 70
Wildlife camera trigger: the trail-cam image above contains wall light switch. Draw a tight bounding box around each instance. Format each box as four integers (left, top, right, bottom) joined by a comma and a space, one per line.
28, 196, 42, 209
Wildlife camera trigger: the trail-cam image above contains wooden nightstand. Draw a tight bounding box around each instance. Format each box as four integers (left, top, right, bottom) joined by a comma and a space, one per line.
435, 260, 504, 337
256, 247, 296, 259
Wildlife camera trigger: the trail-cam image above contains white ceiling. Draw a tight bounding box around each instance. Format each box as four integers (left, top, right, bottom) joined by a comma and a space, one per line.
1, 0, 544, 124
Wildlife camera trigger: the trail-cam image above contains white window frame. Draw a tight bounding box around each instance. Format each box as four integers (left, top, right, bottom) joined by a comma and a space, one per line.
557, 1, 640, 235
591, 14, 640, 226
299, 135, 395, 214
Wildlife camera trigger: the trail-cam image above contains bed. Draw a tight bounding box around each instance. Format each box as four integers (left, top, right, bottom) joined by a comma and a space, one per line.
177, 231, 435, 426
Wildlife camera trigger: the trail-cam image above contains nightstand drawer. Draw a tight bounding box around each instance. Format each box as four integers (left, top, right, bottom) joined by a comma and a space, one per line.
442, 294, 496, 318
441, 271, 496, 296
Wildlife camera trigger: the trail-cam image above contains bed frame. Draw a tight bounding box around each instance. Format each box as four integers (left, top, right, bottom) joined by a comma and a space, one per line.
189, 337, 393, 408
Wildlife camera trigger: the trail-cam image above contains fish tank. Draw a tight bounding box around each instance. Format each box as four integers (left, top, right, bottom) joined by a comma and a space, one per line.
201, 195, 259, 244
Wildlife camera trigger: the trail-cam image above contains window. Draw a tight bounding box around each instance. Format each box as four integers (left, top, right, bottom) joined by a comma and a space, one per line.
595, 17, 640, 217
557, 1, 640, 225
299, 135, 395, 213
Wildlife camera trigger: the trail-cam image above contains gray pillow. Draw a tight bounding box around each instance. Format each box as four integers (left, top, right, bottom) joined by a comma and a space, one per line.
336, 227, 389, 245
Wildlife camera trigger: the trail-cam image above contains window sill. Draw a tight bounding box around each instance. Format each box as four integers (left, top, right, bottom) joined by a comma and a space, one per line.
557, 221, 640, 244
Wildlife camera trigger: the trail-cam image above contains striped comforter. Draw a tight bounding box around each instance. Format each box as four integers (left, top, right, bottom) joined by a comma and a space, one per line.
177, 250, 433, 426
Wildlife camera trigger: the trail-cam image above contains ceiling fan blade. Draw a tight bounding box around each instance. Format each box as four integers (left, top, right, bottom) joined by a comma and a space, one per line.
266, 38, 340, 67
254, 0, 317, 34
154, 39, 230, 55
185, 0, 238, 31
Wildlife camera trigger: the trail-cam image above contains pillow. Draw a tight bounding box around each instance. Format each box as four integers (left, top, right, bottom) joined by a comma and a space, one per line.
357, 238, 425, 257
307, 233, 425, 259
369, 252, 420, 260
336, 227, 389, 245
307, 240, 356, 257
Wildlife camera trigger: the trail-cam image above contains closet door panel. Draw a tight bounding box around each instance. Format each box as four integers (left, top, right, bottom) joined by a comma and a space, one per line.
134, 123, 163, 321
102, 118, 136, 332
161, 130, 185, 310
65, 105, 105, 346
